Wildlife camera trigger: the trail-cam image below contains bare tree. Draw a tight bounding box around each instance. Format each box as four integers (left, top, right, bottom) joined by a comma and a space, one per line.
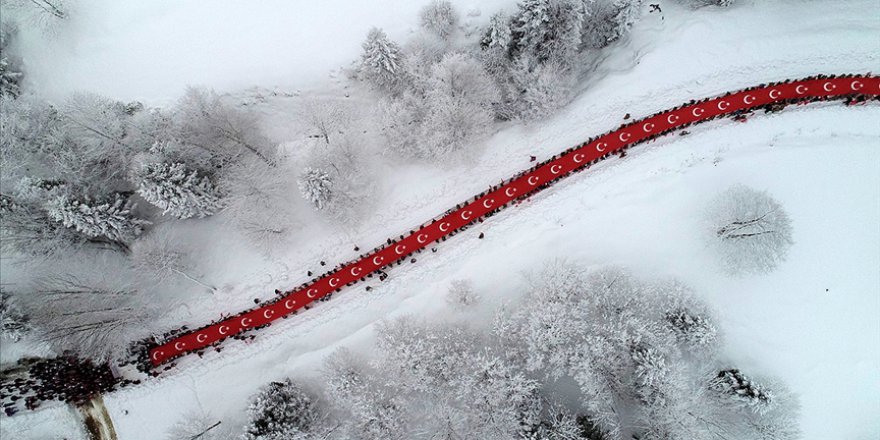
131, 231, 217, 293
165, 410, 231, 440
22, 272, 158, 362
175, 87, 276, 167
705, 185, 793, 275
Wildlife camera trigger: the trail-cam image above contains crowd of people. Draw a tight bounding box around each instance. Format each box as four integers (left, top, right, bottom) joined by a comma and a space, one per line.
134, 74, 877, 372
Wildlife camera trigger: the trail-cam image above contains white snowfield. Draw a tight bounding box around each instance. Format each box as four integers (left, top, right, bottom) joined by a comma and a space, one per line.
6, 0, 879, 439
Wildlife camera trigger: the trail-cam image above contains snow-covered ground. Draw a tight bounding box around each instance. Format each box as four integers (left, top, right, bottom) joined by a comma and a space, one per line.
5, 0, 879, 439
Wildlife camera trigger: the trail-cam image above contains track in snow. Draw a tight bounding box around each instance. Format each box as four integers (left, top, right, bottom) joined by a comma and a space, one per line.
149, 74, 879, 367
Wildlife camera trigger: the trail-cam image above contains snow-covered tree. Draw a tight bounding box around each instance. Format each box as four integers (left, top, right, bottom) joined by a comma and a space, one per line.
509, 57, 576, 120
23, 273, 157, 362
243, 379, 319, 440
175, 87, 276, 166
219, 156, 297, 253
510, 0, 584, 64
0, 289, 30, 341
709, 369, 774, 414
446, 279, 480, 308
46, 193, 149, 246
166, 411, 230, 440
0, 194, 96, 257
582, 0, 643, 49
480, 12, 514, 75
705, 184, 793, 275
131, 231, 216, 292
664, 307, 718, 349
0, 21, 24, 98
136, 161, 222, 219
359, 28, 407, 94
322, 348, 406, 440
298, 167, 333, 210
419, 0, 459, 40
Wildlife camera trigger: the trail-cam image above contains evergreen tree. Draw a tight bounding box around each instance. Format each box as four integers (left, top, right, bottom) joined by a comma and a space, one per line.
709, 369, 774, 414
359, 27, 407, 94
583, 0, 643, 49
480, 12, 514, 75
136, 161, 222, 219
244, 379, 318, 440
298, 167, 333, 210
511, 0, 584, 63
47, 193, 149, 245
664, 307, 718, 348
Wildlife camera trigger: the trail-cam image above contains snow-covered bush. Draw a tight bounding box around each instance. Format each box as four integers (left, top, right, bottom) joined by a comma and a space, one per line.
136, 161, 223, 219
705, 184, 793, 275
297, 167, 333, 210
243, 379, 319, 440
419, 0, 460, 40
359, 28, 407, 94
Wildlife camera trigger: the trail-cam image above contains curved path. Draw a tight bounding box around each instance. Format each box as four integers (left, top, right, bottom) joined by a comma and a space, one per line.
150, 74, 879, 367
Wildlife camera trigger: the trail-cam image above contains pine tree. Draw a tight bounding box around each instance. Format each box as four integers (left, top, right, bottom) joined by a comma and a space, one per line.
244, 379, 318, 440
480, 12, 514, 75
359, 28, 406, 94
47, 194, 149, 244
583, 0, 643, 49
664, 308, 718, 348
511, 0, 584, 63
298, 167, 333, 210
709, 369, 774, 414
136, 162, 222, 219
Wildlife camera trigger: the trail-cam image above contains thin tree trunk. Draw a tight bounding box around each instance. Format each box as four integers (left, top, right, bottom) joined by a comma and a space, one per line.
171, 268, 216, 293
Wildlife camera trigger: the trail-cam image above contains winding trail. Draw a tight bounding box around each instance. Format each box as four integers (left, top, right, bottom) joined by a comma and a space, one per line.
150, 74, 879, 367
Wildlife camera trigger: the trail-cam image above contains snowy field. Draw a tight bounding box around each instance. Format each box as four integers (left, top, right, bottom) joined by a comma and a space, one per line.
3, 0, 879, 439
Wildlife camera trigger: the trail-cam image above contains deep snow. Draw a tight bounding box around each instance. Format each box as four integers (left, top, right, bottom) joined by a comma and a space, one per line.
3, 0, 879, 439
